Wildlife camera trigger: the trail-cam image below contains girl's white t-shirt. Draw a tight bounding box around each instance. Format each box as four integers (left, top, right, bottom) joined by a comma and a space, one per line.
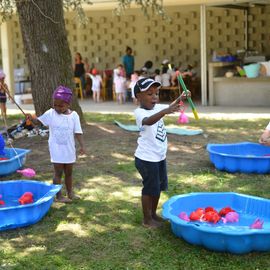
113, 71, 127, 93
161, 72, 171, 87
88, 74, 102, 92
134, 104, 169, 162
38, 108, 83, 163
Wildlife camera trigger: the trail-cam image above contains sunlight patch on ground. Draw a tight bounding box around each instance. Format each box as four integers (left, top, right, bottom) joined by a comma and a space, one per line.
124, 186, 141, 198
56, 223, 88, 237
166, 124, 199, 130
83, 175, 123, 189
196, 113, 270, 120
111, 152, 133, 161
168, 145, 181, 151
90, 122, 116, 134
119, 223, 136, 230
23, 245, 46, 255
109, 187, 140, 203
110, 191, 124, 197
0, 242, 16, 253
171, 143, 197, 154
236, 186, 252, 193
67, 207, 86, 217
90, 219, 112, 233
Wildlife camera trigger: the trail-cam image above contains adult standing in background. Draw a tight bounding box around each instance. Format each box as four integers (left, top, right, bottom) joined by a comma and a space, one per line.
74, 52, 86, 90
83, 57, 90, 74
122, 46, 135, 80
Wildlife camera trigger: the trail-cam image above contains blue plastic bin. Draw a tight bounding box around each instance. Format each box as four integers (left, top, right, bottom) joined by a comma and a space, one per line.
162, 192, 270, 254
207, 142, 270, 174
0, 180, 62, 231
243, 63, 260, 78
0, 148, 31, 176
0, 134, 5, 155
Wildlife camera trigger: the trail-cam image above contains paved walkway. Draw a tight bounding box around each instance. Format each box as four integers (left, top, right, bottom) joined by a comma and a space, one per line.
5, 99, 270, 120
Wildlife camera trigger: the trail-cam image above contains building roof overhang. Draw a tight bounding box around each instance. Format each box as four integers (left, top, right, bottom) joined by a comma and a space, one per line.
83, 0, 270, 10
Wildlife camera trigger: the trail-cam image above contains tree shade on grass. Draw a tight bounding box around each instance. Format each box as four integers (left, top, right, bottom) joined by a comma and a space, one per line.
0, 113, 270, 269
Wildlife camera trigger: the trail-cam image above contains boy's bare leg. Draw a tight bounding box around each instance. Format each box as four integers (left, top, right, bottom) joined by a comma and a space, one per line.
151, 195, 164, 222
141, 195, 162, 228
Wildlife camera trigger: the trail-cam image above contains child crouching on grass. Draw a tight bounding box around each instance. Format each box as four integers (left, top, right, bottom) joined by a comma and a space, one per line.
27, 85, 86, 203
133, 78, 190, 228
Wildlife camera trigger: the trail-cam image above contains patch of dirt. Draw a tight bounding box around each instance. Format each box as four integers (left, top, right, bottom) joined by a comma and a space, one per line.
1, 122, 209, 181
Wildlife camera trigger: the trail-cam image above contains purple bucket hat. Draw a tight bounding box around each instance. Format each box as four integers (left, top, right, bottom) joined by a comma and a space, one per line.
53, 85, 72, 104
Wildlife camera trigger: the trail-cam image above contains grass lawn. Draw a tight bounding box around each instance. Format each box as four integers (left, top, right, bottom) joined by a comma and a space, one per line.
1, 112, 270, 270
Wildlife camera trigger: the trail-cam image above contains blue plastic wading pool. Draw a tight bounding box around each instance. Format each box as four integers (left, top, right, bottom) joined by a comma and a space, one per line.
0, 180, 62, 231
0, 148, 31, 176
162, 192, 270, 254
207, 142, 270, 174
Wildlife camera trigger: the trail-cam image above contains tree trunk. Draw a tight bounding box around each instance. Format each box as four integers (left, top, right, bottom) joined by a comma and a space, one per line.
15, 0, 84, 120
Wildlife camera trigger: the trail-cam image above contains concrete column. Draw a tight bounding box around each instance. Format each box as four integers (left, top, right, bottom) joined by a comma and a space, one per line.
1, 21, 14, 97
200, 4, 207, 106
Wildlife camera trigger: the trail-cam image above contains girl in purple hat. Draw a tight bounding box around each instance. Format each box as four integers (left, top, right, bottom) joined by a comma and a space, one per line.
0, 71, 9, 120
28, 85, 86, 203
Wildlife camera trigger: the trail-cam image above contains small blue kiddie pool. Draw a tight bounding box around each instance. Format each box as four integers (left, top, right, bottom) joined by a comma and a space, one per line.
162, 192, 270, 254
0, 180, 61, 231
207, 142, 270, 174
0, 147, 31, 176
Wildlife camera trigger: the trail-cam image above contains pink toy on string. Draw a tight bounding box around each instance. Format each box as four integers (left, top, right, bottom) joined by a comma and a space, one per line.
221, 211, 239, 223
178, 211, 190, 221
0, 194, 5, 205
250, 218, 264, 229
177, 100, 189, 124
17, 168, 36, 178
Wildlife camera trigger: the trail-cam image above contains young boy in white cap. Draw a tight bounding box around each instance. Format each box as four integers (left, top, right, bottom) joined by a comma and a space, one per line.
133, 78, 190, 228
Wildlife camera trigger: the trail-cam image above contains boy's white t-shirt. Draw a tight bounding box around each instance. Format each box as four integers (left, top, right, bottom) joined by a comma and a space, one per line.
38, 108, 83, 164
134, 104, 169, 162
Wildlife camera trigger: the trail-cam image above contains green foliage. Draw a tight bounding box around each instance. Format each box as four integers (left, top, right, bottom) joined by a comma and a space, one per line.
0, 0, 167, 25
114, 0, 169, 20
63, 0, 93, 25
0, 0, 15, 22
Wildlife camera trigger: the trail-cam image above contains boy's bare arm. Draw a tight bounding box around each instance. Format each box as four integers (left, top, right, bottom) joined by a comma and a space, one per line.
142, 93, 189, 126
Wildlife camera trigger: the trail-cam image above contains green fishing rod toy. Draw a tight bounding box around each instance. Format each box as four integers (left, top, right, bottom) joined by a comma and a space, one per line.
176, 71, 199, 120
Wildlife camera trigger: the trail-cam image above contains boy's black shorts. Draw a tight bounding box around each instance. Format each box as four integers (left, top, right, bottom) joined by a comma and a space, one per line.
135, 157, 168, 196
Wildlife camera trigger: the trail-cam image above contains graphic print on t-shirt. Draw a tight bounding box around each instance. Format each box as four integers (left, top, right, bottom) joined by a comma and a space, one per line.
156, 121, 167, 142
53, 117, 69, 145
